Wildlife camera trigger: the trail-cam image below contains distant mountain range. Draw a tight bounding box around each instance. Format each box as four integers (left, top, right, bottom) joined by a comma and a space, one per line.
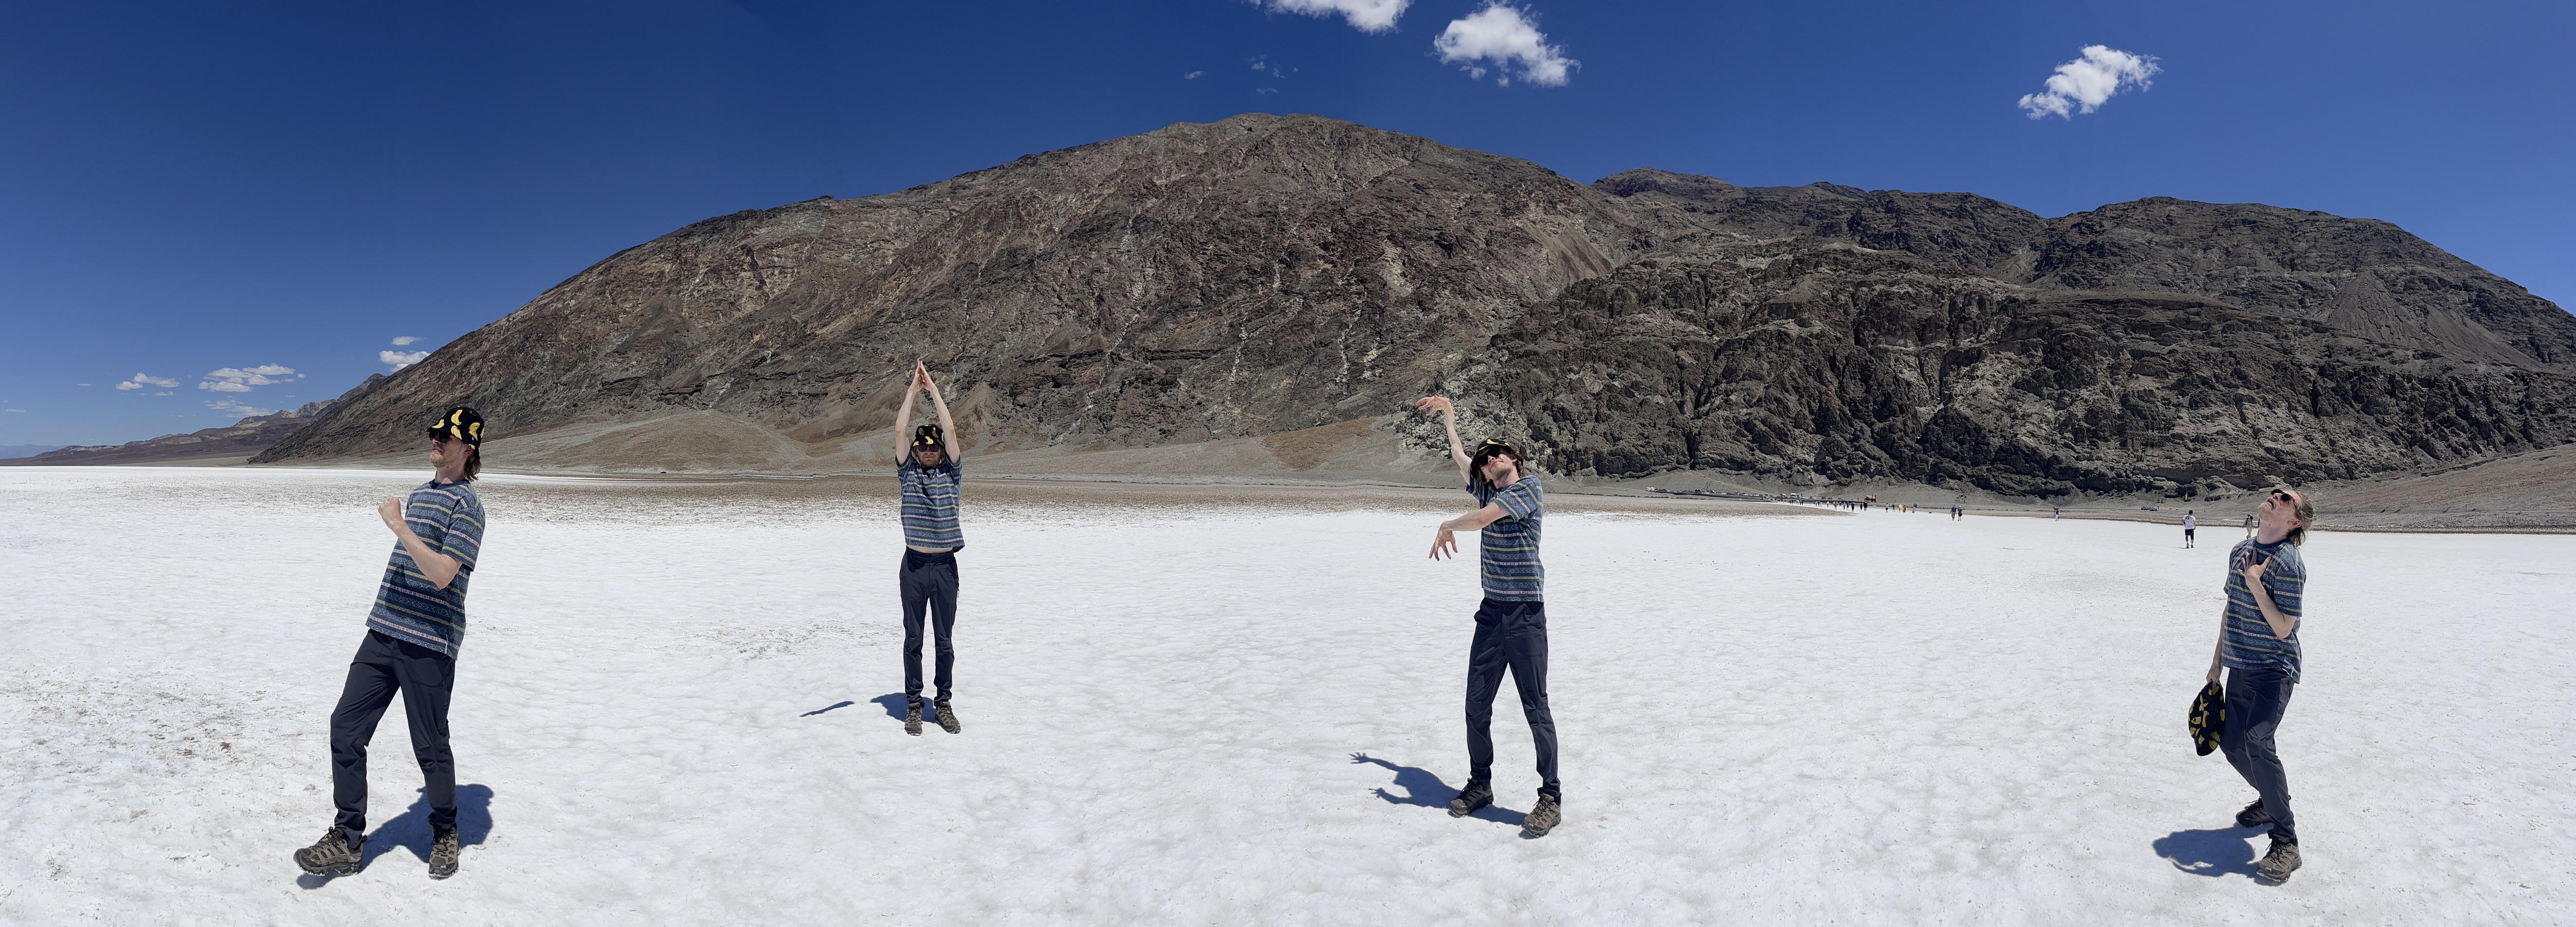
109, 113, 2576, 496
0, 444, 65, 460
5, 376, 384, 467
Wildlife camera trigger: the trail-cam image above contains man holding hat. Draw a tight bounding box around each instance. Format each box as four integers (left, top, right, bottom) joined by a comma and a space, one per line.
894, 360, 966, 736
295, 406, 488, 880
1415, 395, 1561, 839
2203, 485, 2315, 882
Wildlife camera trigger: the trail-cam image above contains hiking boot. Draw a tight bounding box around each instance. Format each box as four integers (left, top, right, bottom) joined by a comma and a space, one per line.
1522, 793, 1562, 838
428, 825, 460, 879
2254, 836, 2302, 882
1448, 779, 1493, 818
2235, 800, 2273, 829
934, 700, 961, 734
905, 703, 923, 736
293, 828, 361, 877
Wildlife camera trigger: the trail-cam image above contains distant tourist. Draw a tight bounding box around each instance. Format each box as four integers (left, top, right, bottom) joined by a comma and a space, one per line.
1414, 395, 1561, 839
2200, 486, 2315, 882
2053, 506, 2062, 521
295, 407, 487, 880
2243, 512, 2257, 539
895, 361, 967, 736
2184, 510, 2197, 548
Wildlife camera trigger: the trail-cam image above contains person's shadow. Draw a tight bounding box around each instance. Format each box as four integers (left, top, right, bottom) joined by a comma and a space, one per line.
1350, 753, 1526, 827
297, 783, 494, 887
869, 693, 912, 722
2152, 826, 2264, 878
802, 700, 856, 717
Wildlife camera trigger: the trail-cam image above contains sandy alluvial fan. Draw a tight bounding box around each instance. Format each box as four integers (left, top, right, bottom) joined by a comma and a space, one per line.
254, 114, 2576, 496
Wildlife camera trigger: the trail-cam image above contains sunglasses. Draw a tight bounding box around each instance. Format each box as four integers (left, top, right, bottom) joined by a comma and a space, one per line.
2268, 489, 2300, 507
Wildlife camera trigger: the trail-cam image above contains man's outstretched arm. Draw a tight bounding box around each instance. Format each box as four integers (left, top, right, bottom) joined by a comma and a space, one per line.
924, 364, 961, 463
1428, 502, 1510, 559
895, 362, 923, 460
1414, 396, 1471, 485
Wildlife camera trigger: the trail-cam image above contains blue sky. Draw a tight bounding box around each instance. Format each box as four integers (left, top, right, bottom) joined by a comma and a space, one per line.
4, 0, 2570, 447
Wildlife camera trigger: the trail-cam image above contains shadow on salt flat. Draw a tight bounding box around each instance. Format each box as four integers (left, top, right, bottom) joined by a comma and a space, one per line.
1350, 753, 1526, 828
869, 693, 912, 721
297, 783, 494, 889
801, 700, 856, 716
2154, 826, 2265, 878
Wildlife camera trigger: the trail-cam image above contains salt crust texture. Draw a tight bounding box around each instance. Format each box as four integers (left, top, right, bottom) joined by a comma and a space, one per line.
1, 467, 2569, 924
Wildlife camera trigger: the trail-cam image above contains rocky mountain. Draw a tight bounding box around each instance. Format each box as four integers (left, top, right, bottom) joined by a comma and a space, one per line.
253, 114, 2576, 498
15, 375, 384, 467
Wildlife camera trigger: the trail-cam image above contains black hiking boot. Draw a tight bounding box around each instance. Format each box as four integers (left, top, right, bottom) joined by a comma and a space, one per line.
2235, 800, 2273, 829
1522, 794, 1562, 838
2254, 836, 2302, 882
428, 824, 460, 879
1448, 779, 1493, 818
293, 828, 361, 877
934, 699, 961, 734
905, 703, 923, 736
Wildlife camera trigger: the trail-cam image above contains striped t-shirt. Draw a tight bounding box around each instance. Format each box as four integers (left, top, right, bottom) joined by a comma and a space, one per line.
1468, 476, 1543, 602
897, 458, 964, 550
2219, 538, 2306, 682
367, 480, 484, 657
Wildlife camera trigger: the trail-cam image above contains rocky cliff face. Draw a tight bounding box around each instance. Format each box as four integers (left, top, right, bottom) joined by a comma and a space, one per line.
256, 114, 2576, 497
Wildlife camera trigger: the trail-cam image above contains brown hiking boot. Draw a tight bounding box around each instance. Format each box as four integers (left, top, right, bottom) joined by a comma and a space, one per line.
2255, 837, 2302, 882
2235, 800, 2272, 829
934, 700, 961, 734
1448, 779, 1492, 818
293, 828, 361, 877
905, 703, 923, 736
1522, 794, 1562, 838
428, 825, 460, 879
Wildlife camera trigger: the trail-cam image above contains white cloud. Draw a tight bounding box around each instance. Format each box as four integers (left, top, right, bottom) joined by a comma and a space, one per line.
2017, 45, 2160, 119
78, 383, 91, 387
391, 335, 422, 346
1262, 0, 1408, 34
382, 349, 431, 371
200, 364, 297, 391
1184, 71, 1205, 80
1434, 3, 1575, 87
205, 399, 275, 419
4, 409, 22, 413
116, 372, 178, 391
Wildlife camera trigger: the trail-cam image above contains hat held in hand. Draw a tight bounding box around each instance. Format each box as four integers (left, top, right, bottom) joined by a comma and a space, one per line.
2189, 681, 2225, 756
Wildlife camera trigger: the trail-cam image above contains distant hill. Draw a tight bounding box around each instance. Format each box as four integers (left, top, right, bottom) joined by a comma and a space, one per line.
0, 444, 65, 460
7, 376, 384, 467
250, 113, 2576, 499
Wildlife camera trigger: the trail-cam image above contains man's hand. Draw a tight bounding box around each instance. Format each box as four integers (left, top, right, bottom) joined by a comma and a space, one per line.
2240, 554, 2269, 585
377, 497, 406, 530
1429, 527, 1458, 560
1413, 396, 1452, 417
2206, 661, 2223, 686
913, 359, 933, 391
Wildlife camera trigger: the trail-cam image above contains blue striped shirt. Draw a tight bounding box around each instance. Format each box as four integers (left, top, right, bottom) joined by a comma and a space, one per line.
897, 458, 964, 550
1468, 476, 1543, 601
2220, 538, 2306, 682
367, 480, 484, 657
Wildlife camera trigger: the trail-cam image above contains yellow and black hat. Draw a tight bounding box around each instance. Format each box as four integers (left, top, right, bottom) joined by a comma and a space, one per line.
1469, 437, 1519, 474
2188, 680, 2225, 756
426, 407, 485, 448
911, 424, 945, 450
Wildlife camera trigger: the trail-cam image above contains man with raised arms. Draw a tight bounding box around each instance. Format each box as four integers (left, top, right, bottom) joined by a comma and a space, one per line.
895, 360, 966, 736
295, 406, 488, 880
2203, 485, 2315, 882
1416, 395, 1561, 839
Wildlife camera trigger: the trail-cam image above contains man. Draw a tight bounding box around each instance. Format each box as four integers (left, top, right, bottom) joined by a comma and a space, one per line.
2243, 512, 2257, 540
295, 407, 488, 880
894, 360, 965, 736
2202, 486, 2315, 882
1415, 395, 1561, 839
2184, 510, 2197, 548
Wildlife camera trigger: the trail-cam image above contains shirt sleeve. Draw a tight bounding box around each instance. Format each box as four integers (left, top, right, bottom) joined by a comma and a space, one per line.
1491, 482, 1538, 523
439, 497, 485, 573
2265, 554, 2304, 621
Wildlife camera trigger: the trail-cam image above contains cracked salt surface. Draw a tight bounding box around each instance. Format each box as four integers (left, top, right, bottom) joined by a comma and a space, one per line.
2, 466, 2570, 924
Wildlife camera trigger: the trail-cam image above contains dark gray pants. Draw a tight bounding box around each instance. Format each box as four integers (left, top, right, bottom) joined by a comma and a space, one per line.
1465, 598, 1560, 799
2221, 665, 2297, 843
900, 549, 959, 707
329, 630, 456, 846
